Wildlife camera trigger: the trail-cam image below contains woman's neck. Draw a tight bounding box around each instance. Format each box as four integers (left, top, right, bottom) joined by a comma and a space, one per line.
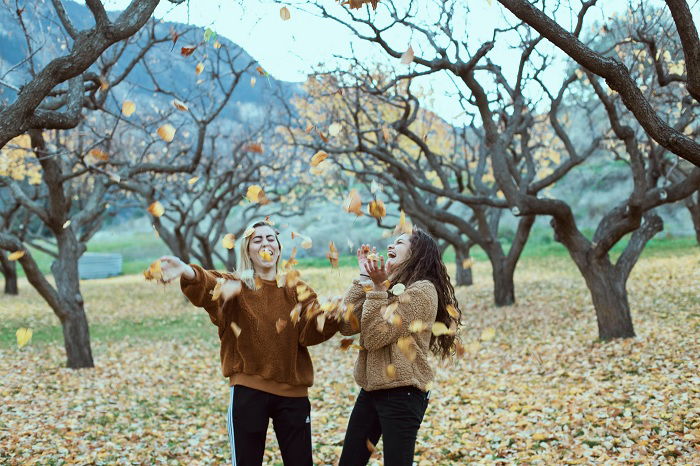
254, 266, 276, 281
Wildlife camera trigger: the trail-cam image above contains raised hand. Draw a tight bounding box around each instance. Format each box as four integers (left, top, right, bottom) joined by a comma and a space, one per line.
356, 244, 377, 278
363, 254, 389, 291
159, 255, 194, 283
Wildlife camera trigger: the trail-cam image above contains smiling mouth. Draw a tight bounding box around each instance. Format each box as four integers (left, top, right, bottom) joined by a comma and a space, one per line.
387, 251, 396, 258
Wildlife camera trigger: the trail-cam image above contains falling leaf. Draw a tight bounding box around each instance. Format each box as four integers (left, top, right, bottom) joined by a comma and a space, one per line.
328, 122, 342, 137
143, 259, 162, 281
301, 237, 313, 249
256, 66, 267, 76
213, 40, 221, 49
259, 250, 273, 262
455, 342, 466, 357
310, 151, 329, 167
385, 364, 397, 379
400, 46, 414, 64
147, 201, 165, 217
16, 328, 32, 348
246, 185, 267, 204
157, 124, 176, 142
409, 320, 428, 333
276, 318, 288, 333
180, 45, 196, 56
368, 199, 386, 219
195, 62, 204, 75
243, 143, 263, 153
203, 27, 216, 42
389, 283, 406, 295
210, 277, 225, 300
250, 77, 256, 88
326, 241, 339, 268
285, 269, 301, 287
318, 131, 329, 143
462, 258, 473, 269
432, 322, 451, 336
172, 99, 189, 111
370, 179, 382, 193
305, 122, 314, 133
230, 321, 242, 337
279, 6, 291, 20
381, 127, 391, 141
264, 216, 275, 226
62, 220, 71, 229
98, 75, 109, 91
243, 227, 255, 239
480, 327, 496, 341
290, 303, 302, 325
121, 100, 136, 117
397, 336, 417, 361
343, 189, 363, 216
222, 234, 236, 249
339, 338, 354, 351
188, 176, 199, 185
89, 148, 109, 161
316, 313, 326, 332
393, 210, 413, 235
446, 304, 459, 319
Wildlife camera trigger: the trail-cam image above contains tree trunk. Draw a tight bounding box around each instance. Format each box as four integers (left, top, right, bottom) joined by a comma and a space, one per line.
454, 246, 474, 287
686, 192, 700, 245
0, 252, 18, 295
52, 233, 94, 368
60, 303, 94, 368
579, 260, 635, 340
492, 260, 515, 306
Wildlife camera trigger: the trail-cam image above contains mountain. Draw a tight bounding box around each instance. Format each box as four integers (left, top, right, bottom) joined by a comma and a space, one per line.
0, 0, 300, 120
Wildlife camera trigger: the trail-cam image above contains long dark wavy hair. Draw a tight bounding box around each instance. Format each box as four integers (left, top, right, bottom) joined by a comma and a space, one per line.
389, 227, 462, 359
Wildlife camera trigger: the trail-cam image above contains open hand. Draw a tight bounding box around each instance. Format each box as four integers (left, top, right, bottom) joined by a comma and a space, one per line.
159, 255, 194, 282
357, 244, 377, 277
364, 255, 389, 291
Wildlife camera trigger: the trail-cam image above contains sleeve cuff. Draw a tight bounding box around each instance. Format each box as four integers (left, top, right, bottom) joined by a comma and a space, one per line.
179, 264, 200, 285
366, 290, 388, 300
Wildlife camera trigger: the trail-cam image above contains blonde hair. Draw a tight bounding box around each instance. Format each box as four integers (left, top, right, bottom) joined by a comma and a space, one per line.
236, 221, 282, 289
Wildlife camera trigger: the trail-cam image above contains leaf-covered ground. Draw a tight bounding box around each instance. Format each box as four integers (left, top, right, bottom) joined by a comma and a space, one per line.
1, 252, 699, 464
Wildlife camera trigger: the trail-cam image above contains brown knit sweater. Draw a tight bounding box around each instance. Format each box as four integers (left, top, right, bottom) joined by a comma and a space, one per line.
180, 264, 338, 397
340, 279, 438, 392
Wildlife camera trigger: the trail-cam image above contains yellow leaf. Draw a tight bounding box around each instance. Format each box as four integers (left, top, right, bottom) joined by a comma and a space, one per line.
279, 6, 291, 20
89, 148, 109, 161
432, 321, 451, 336
157, 124, 176, 142
343, 189, 363, 216
195, 62, 204, 75
461, 258, 473, 269
259, 250, 272, 261
300, 237, 313, 249
222, 233, 236, 249
397, 336, 417, 361
393, 210, 413, 235
230, 321, 242, 337
326, 241, 339, 268
62, 220, 71, 229
310, 150, 329, 167
243, 227, 255, 238
188, 176, 199, 185
143, 259, 162, 281
480, 327, 496, 341
246, 185, 268, 204
121, 100, 136, 117
409, 320, 428, 333
210, 277, 225, 300
446, 304, 459, 319
147, 201, 165, 217
385, 364, 396, 379
16, 328, 32, 348
250, 77, 256, 88
368, 199, 386, 219
8, 250, 25, 261
289, 303, 302, 325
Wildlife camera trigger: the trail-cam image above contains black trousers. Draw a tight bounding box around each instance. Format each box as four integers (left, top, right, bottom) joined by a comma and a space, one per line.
339, 386, 429, 466
227, 385, 312, 465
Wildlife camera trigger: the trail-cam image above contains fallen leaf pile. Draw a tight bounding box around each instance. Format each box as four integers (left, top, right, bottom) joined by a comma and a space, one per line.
1, 252, 698, 463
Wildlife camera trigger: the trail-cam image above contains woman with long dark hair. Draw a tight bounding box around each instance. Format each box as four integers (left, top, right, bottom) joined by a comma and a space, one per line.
156, 220, 338, 465
338, 227, 461, 465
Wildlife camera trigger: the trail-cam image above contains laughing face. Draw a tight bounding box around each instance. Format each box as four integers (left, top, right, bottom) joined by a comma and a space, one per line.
386, 233, 411, 273
247, 225, 280, 272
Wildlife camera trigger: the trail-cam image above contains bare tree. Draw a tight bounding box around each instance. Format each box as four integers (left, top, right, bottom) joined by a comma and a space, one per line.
0, 0, 187, 150
495, 0, 700, 166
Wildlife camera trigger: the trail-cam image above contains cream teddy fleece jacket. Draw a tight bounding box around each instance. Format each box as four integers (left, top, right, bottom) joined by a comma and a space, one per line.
340, 279, 438, 392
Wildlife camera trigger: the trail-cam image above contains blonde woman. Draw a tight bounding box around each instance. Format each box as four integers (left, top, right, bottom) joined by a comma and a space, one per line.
158, 221, 338, 465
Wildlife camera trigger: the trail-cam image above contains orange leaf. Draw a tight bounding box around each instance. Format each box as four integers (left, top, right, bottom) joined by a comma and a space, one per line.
326, 241, 339, 268
279, 6, 291, 20
339, 338, 354, 351
89, 148, 109, 161
244, 143, 263, 153
8, 250, 25, 261
368, 199, 386, 219
172, 99, 189, 111
310, 150, 329, 167
195, 62, 205, 75
180, 45, 196, 56
157, 124, 176, 142
147, 201, 165, 217
343, 189, 363, 216
121, 100, 136, 117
